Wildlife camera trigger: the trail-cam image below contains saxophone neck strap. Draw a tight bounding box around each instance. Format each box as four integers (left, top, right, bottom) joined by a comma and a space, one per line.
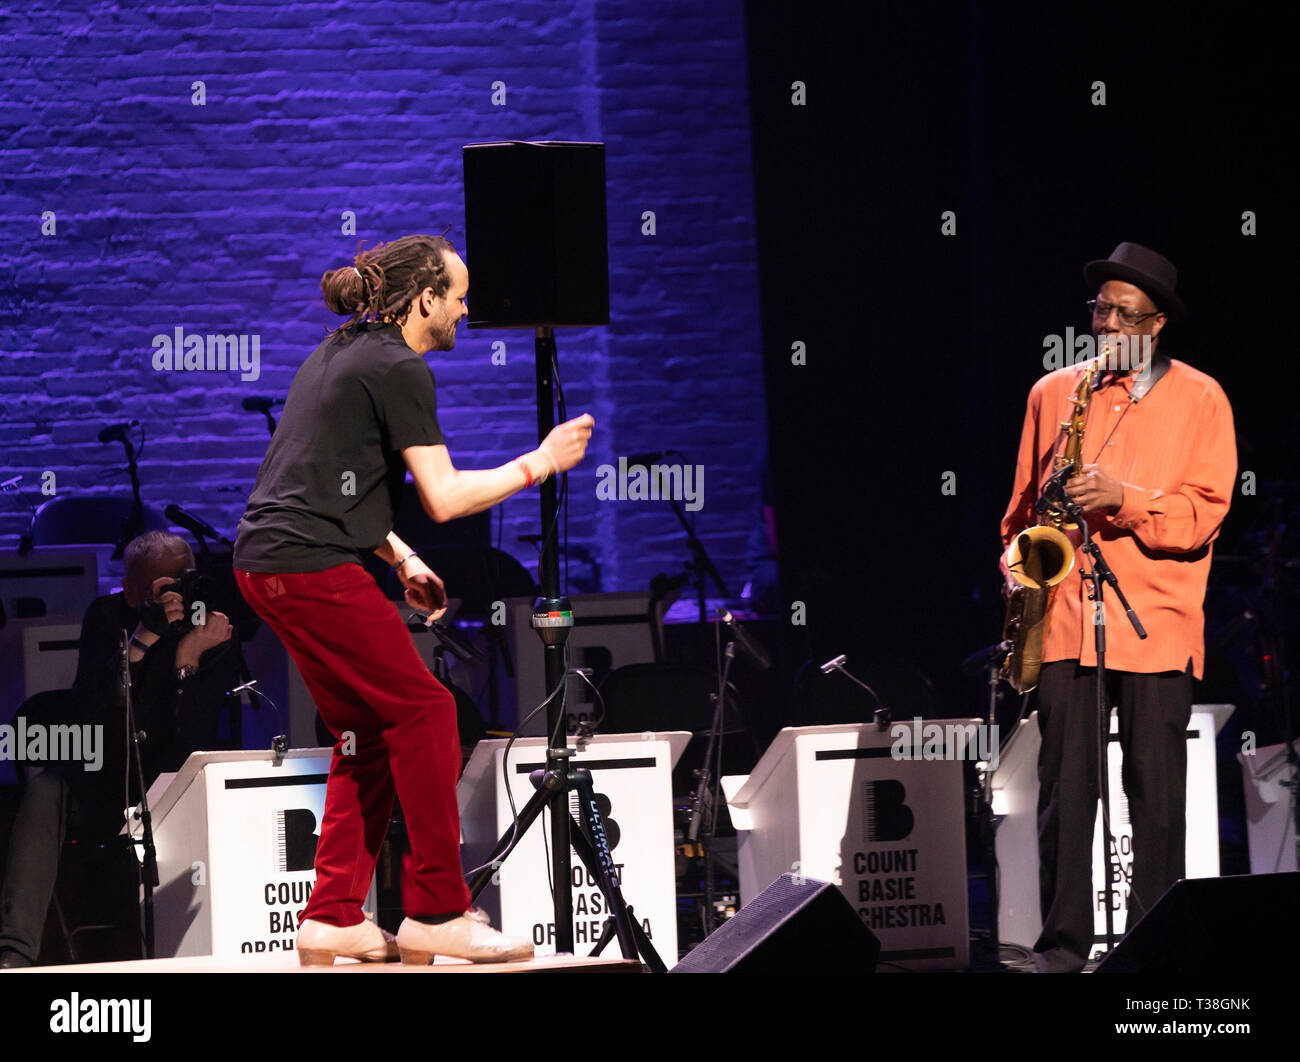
1097, 351, 1171, 402
1130, 351, 1171, 401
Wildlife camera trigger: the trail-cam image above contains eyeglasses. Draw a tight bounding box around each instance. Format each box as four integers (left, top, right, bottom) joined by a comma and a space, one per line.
1087, 299, 1163, 327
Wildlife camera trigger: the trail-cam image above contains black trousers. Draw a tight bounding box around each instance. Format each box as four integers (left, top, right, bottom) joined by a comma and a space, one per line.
0, 769, 121, 964
1033, 659, 1193, 973
0, 770, 75, 963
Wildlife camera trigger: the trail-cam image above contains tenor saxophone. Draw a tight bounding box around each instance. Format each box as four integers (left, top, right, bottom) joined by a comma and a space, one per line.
999, 350, 1104, 692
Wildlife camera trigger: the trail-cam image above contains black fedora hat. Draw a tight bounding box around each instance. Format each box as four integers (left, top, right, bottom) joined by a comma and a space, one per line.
1084, 241, 1186, 321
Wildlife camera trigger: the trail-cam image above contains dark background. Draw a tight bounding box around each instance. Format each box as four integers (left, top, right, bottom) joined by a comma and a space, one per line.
746, 5, 1299, 763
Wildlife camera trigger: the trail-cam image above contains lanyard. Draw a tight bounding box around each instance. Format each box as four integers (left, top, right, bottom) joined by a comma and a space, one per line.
1085, 354, 1172, 463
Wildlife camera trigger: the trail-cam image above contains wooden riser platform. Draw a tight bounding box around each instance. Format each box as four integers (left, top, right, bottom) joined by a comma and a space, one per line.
7, 952, 642, 974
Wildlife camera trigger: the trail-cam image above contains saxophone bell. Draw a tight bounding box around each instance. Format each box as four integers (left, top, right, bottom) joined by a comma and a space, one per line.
999, 524, 1075, 694
1004, 525, 1075, 592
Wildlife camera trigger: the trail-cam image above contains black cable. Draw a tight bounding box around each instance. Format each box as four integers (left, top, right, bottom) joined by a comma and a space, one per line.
571, 668, 608, 733
534, 345, 569, 592
535, 474, 566, 589
234, 678, 288, 745
551, 346, 569, 595
542, 642, 572, 907
463, 643, 570, 884
121, 633, 132, 831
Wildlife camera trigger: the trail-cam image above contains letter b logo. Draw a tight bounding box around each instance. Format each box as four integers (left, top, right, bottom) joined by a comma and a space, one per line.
861, 780, 914, 842
276, 808, 319, 872
592, 791, 620, 851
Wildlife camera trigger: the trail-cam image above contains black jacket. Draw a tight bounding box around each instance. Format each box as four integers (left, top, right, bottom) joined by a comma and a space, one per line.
66, 592, 239, 808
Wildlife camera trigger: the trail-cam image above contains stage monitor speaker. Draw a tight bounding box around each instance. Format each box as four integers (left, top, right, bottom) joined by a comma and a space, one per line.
670, 873, 880, 973
462, 141, 609, 329
1095, 872, 1300, 973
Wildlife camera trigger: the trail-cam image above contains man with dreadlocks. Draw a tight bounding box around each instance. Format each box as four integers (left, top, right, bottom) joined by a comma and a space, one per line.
234, 234, 594, 965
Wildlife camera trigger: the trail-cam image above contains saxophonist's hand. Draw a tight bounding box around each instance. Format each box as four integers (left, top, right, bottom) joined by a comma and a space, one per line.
1065, 464, 1124, 514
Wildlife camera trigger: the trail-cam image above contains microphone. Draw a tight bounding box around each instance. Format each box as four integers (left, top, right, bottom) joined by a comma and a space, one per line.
429, 619, 484, 663
819, 653, 847, 674
650, 570, 690, 598
961, 642, 1012, 677
818, 652, 890, 729
717, 608, 772, 671
165, 504, 231, 548
241, 397, 283, 413
98, 420, 139, 444
227, 679, 292, 759
1036, 466, 1074, 515
626, 450, 682, 469
406, 611, 484, 663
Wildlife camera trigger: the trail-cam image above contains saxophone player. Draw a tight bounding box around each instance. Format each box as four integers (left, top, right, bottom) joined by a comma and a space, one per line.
1000, 242, 1237, 973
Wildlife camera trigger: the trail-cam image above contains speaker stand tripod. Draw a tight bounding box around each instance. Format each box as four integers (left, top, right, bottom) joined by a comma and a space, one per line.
463, 328, 662, 970
466, 756, 665, 972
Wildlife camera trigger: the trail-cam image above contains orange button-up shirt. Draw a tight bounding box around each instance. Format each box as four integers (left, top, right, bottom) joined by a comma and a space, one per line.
1000, 358, 1236, 679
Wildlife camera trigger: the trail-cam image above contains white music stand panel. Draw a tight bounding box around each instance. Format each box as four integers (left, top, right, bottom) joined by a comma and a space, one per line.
725, 722, 974, 971
459, 731, 688, 961
127, 748, 376, 958
1239, 738, 1298, 875
0, 619, 83, 785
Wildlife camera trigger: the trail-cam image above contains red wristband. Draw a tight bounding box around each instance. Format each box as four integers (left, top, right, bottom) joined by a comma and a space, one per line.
516, 457, 534, 488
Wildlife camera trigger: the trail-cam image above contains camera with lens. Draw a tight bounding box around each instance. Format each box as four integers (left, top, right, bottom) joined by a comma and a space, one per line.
141, 568, 223, 637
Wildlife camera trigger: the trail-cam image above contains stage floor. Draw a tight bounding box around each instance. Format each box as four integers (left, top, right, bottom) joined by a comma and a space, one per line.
7, 952, 643, 974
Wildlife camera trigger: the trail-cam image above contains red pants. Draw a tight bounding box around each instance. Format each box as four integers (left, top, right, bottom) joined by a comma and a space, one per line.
235, 564, 471, 927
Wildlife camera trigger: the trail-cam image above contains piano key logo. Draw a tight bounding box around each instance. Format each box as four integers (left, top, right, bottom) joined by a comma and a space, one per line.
862, 779, 914, 843
275, 808, 319, 873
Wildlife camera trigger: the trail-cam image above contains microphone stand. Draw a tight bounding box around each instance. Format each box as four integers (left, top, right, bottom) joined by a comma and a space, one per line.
111, 435, 145, 561
241, 398, 281, 437
657, 485, 729, 624
687, 609, 769, 935
1, 475, 39, 555
820, 654, 891, 730
1047, 490, 1147, 956
625, 453, 727, 623
688, 636, 736, 937
977, 641, 1009, 964
120, 631, 158, 959
1260, 495, 1298, 870
677, 497, 730, 624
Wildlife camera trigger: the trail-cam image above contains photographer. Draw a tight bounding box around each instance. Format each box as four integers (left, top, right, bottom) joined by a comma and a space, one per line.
0, 531, 239, 967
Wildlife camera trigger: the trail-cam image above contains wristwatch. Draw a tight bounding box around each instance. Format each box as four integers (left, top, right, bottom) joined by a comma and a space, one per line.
175, 664, 199, 682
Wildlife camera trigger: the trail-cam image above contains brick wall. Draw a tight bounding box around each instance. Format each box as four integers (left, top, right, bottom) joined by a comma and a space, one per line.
0, 0, 765, 600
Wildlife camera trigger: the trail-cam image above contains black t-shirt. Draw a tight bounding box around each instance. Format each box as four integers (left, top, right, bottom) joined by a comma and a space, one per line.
234, 323, 445, 572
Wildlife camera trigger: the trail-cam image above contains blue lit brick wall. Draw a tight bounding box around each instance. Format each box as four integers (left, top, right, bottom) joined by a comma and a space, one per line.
0, 0, 765, 599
